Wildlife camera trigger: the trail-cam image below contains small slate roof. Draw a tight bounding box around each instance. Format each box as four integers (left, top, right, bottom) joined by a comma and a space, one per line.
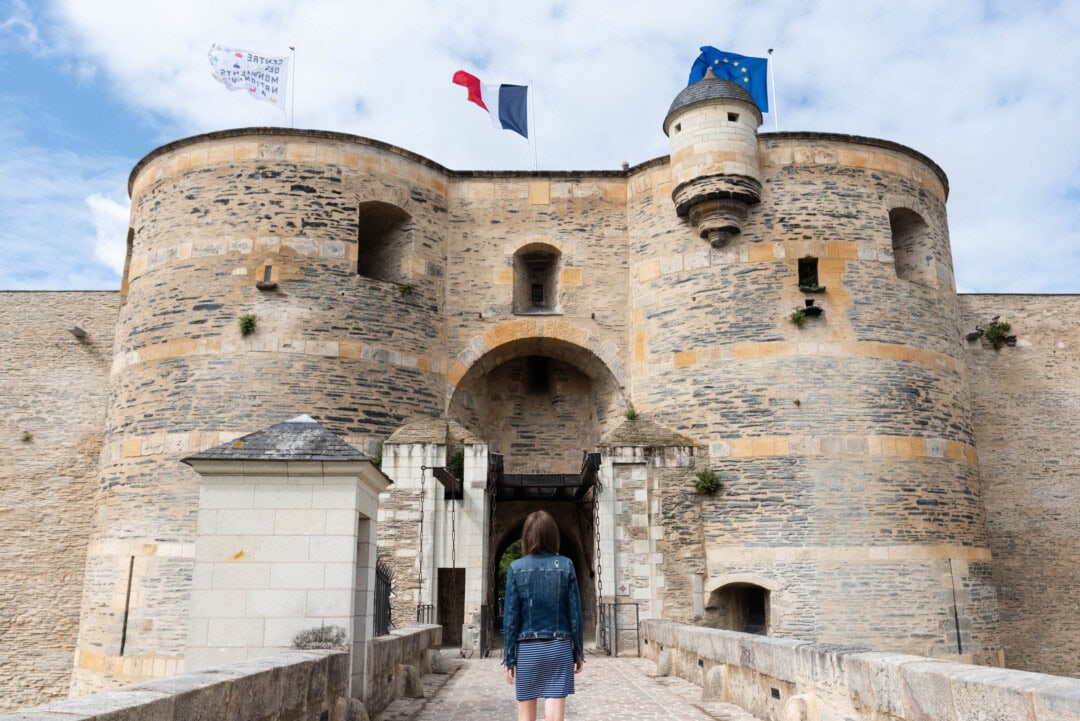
386, 417, 481, 446
182, 415, 367, 463
599, 417, 699, 448
664, 69, 761, 133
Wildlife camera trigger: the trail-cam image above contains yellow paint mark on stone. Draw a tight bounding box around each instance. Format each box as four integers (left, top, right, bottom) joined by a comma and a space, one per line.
633, 332, 647, 362
142, 544, 157, 556
417, 355, 431, 372
494, 268, 514, 286
231, 550, 246, 561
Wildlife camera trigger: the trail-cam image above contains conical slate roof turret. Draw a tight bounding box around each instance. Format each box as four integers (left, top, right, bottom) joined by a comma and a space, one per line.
664, 68, 762, 135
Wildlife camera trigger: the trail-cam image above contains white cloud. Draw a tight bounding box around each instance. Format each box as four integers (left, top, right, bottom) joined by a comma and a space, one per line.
0, 0, 42, 52
85, 193, 128, 274
0, 112, 128, 289
4, 0, 1079, 291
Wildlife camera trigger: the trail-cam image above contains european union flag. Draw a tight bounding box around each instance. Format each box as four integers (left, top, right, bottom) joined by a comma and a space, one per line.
688, 47, 769, 112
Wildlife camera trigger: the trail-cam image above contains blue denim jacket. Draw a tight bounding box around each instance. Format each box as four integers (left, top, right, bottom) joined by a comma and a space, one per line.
503, 552, 584, 667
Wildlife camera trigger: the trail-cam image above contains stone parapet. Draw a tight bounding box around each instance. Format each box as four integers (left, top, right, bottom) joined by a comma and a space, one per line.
0, 651, 348, 721
640, 620, 1080, 721
363, 624, 442, 715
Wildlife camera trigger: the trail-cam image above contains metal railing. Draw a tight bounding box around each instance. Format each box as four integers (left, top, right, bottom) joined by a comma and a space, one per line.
416, 603, 435, 624
598, 602, 641, 657
374, 557, 394, 637
480, 604, 494, 657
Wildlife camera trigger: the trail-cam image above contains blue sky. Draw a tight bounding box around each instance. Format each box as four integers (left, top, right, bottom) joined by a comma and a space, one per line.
1, 0, 1079, 292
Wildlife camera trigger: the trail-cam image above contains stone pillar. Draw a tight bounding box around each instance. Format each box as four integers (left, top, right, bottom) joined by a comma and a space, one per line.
181, 415, 389, 699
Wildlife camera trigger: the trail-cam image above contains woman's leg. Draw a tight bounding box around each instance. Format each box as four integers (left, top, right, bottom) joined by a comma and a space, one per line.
544, 696, 566, 721
516, 699, 537, 721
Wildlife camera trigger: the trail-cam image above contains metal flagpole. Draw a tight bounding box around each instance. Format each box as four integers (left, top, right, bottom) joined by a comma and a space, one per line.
528, 80, 538, 170
768, 48, 779, 132
287, 46, 295, 128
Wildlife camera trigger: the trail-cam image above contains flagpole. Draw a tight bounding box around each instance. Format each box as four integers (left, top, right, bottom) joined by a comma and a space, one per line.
289, 46, 296, 128
767, 48, 779, 132
528, 80, 538, 171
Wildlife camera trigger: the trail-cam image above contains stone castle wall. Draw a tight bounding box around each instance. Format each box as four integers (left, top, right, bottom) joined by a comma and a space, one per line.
959, 294, 1080, 676
2, 118, 1078, 707
626, 134, 1000, 662
73, 132, 450, 693
0, 291, 120, 711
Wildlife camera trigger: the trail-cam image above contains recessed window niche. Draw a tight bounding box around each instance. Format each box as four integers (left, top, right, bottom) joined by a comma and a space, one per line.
513, 244, 561, 314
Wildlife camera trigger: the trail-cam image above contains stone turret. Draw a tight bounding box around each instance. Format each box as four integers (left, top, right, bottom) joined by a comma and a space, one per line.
663, 68, 763, 246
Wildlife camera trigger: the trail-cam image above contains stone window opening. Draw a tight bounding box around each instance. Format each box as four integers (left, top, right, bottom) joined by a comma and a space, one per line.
798, 257, 822, 291
889, 207, 934, 286
704, 583, 769, 635
513, 244, 561, 314
357, 201, 412, 283
727, 112, 740, 122
525, 355, 551, 394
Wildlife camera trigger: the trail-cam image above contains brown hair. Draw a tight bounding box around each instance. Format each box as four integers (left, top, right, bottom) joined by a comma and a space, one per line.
521, 510, 560, 556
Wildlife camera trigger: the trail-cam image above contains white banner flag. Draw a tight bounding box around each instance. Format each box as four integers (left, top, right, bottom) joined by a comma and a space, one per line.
208, 44, 289, 110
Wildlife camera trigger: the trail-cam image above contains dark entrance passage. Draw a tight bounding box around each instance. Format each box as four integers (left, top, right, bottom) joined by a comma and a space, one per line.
705, 583, 770, 635
438, 568, 465, 646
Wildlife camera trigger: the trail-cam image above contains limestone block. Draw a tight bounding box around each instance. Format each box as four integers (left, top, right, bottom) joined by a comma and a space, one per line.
36, 690, 172, 721
840, 652, 926, 718
900, 660, 981, 720
1034, 682, 1080, 721
400, 664, 425, 698
656, 649, 673, 677
951, 667, 1056, 721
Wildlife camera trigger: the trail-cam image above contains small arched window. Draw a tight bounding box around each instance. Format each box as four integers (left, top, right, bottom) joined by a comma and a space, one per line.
357, 201, 411, 283
704, 583, 769, 635
513, 244, 561, 314
889, 208, 934, 286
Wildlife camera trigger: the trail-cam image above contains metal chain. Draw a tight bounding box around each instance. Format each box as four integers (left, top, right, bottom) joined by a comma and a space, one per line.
417, 464, 426, 618
450, 487, 458, 655
594, 476, 603, 603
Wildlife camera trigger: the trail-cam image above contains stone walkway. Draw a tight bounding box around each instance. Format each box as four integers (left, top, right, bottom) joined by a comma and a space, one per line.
376, 648, 760, 721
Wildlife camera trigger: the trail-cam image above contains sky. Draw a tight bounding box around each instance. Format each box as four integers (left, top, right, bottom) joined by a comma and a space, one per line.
1, 0, 1078, 292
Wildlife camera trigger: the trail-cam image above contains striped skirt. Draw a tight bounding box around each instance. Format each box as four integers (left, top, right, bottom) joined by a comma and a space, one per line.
515, 638, 575, 701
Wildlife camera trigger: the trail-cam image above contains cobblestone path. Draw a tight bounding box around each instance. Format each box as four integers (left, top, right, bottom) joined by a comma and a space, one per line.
376, 649, 761, 721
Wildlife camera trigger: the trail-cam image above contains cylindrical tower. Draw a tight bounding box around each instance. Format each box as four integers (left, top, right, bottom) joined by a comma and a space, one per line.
72, 130, 449, 692
627, 82, 1001, 663
664, 69, 763, 246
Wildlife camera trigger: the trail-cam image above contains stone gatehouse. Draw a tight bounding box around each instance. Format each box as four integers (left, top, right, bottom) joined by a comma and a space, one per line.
1, 72, 1078, 711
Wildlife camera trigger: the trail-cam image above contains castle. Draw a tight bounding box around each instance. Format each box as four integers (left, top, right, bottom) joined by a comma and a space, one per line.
1, 71, 1078, 711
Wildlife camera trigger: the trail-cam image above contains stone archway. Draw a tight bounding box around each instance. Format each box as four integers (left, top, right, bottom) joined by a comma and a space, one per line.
491, 504, 597, 644
447, 325, 627, 474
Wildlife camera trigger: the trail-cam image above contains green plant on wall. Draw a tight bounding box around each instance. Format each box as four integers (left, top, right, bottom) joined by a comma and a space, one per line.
21, 431, 33, 442
789, 308, 807, 327
985, 319, 1012, 350
694, 468, 723, 495
238, 313, 257, 337
624, 404, 640, 420
399, 283, 415, 297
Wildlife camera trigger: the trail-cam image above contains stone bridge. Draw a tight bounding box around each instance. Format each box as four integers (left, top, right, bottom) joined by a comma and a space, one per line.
377, 651, 757, 721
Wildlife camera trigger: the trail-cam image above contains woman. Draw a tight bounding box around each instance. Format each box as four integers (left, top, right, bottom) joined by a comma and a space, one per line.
503, 510, 585, 721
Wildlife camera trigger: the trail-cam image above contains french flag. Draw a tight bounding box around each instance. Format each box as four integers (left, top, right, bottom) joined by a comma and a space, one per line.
453, 70, 529, 139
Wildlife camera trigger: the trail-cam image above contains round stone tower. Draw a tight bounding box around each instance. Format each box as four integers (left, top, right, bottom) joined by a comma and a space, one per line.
626, 77, 1001, 663
72, 130, 449, 692
663, 68, 763, 246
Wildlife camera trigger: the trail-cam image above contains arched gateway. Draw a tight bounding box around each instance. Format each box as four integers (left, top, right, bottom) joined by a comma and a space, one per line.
378, 333, 627, 650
